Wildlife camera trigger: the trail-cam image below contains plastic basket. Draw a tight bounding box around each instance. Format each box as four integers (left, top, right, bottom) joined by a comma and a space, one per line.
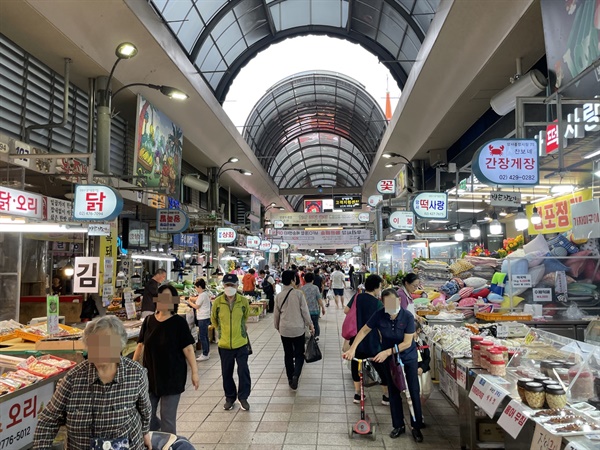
475, 312, 532, 322
15, 324, 82, 342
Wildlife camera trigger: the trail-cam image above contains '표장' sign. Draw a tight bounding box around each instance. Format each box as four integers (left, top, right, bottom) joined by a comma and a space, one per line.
412, 192, 448, 219
472, 139, 539, 186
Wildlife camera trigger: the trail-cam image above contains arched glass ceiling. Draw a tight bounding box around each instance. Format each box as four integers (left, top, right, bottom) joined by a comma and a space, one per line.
243, 71, 386, 194
150, 0, 439, 102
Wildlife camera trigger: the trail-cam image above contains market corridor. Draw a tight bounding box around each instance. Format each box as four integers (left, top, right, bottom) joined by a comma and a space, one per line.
175, 292, 460, 450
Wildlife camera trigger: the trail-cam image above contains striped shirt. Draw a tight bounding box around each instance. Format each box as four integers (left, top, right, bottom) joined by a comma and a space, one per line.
33, 357, 151, 450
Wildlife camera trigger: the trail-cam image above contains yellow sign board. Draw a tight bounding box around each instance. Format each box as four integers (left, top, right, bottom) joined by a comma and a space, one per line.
526, 188, 592, 235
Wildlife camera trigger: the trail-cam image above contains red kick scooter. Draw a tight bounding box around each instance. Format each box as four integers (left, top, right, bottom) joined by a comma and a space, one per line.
349, 358, 377, 440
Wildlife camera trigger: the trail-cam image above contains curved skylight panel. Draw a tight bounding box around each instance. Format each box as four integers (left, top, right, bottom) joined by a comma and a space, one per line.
269, 0, 348, 31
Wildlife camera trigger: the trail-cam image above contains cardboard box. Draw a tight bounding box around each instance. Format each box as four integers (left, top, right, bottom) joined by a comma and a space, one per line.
477, 422, 505, 442
35, 339, 85, 351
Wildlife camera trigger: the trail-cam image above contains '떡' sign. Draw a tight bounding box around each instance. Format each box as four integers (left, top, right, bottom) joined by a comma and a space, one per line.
0, 186, 43, 219
571, 198, 600, 240
358, 212, 370, 222
376, 179, 396, 194
490, 192, 522, 208
497, 399, 528, 439
246, 236, 261, 248
259, 240, 272, 251
73, 185, 123, 221
156, 209, 189, 233
472, 139, 539, 186
533, 288, 553, 302
88, 223, 111, 236
368, 195, 383, 207
389, 211, 414, 230
526, 188, 592, 235
216, 227, 236, 244
412, 192, 448, 219
73, 257, 100, 293
279, 241, 290, 250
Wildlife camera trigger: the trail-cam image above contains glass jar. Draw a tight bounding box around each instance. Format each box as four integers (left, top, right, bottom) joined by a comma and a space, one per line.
524, 382, 546, 408
489, 360, 506, 377
545, 385, 567, 409
517, 378, 534, 403
533, 376, 551, 384
472, 345, 481, 366
470, 335, 484, 352
540, 360, 555, 377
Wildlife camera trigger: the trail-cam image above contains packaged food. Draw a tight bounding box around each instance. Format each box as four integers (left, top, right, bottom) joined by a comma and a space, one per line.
524, 382, 546, 409
517, 378, 534, 402
37, 355, 76, 369
571, 402, 596, 412
545, 385, 567, 409
489, 360, 506, 377
532, 408, 568, 417
470, 335, 484, 352
488, 349, 504, 363
495, 345, 509, 364
472, 345, 481, 366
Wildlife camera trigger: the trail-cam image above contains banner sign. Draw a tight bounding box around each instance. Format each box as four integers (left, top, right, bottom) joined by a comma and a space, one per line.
0, 186, 43, 219
277, 229, 371, 250
358, 212, 370, 222
527, 188, 592, 235
73, 257, 100, 293
412, 192, 448, 219
389, 211, 415, 230
571, 199, 600, 240
172, 234, 199, 247
156, 208, 189, 233
376, 179, 396, 194
88, 223, 111, 236
270, 211, 364, 226
246, 236, 261, 248
259, 240, 272, 251
368, 195, 383, 207
73, 185, 123, 221
333, 196, 361, 210
43, 197, 72, 222
490, 192, 521, 208
472, 139, 539, 186
216, 227, 236, 244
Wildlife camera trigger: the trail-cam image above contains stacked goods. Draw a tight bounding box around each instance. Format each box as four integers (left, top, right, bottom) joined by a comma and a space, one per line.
0, 319, 23, 342
0, 355, 76, 397
413, 260, 450, 290
15, 324, 82, 342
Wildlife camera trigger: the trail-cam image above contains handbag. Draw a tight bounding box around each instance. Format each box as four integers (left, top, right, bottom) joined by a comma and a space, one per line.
362, 360, 381, 387
305, 335, 322, 363
388, 348, 407, 392
341, 293, 358, 340
90, 387, 129, 449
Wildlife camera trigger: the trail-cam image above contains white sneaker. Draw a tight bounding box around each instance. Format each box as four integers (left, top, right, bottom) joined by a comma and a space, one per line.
196, 354, 210, 361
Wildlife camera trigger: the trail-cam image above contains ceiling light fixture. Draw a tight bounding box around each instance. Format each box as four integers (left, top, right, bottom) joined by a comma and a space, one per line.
550, 185, 575, 194
115, 42, 138, 59
530, 206, 542, 225
489, 213, 502, 235
454, 228, 464, 242
469, 219, 481, 239
514, 207, 529, 231
0, 223, 88, 233
456, 208, 484, 213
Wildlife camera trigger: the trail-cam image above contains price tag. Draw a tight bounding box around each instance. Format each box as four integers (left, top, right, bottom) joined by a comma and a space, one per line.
533, 288, 552, 302
497, 399, 528, 439
496, 324, 509, 338
469, 375, 509, 417
125, 301, 137, 320
530, 423, 561, 450
456, 363, 467, 389
512, 274, 532, 288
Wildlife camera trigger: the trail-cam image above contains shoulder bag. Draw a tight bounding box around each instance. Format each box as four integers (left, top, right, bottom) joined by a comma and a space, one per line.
341, 292, 359, 340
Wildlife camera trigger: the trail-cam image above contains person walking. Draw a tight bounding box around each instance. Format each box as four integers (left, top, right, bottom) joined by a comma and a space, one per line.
141, 269, 166, 319
343, 288, 424, 442
260, 269, 276, 313
348, 264, 355, 290
330, 265, 346, 309
133, 285, 199, 435
313, 267, 324, 294
274, 270, 314, 390
211, 274, 252, 411
302, 272, 325, 338
242, 268, 257, 298
187, 278, 211, 361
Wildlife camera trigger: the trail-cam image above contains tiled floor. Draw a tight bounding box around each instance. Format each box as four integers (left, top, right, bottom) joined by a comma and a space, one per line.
175, 291, 461, 449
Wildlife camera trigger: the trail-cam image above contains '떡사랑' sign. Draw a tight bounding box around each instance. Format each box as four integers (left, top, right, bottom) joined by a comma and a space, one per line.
472, 139, 539, 186
526, 188, 592, 235
412, 192, 448, 219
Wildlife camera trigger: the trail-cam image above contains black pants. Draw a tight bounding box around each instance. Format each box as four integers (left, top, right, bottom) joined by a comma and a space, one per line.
218, 346, 251, 402
386, 358, 423, 430
267, 295, 274, 313
281, 334, 305, 381
310, 315, 320, 337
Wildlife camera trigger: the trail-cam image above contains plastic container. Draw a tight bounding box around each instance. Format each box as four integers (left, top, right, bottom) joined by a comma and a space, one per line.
480, 341, 494, 370
470, 335, 484, 352
517, 378, 534, 403
489, 360, 506, 377
496, 345, 509, 364
488, 349, 504, 364
472, 345, 481, 366
545, 385, 567, 409
524, 382, 546, 408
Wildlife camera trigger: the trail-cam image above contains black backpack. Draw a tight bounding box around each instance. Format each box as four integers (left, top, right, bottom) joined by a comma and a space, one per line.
262, 277, 274, 297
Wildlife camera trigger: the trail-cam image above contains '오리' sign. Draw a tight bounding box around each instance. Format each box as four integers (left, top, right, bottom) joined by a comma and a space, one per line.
472, 139, 539, 186
412, 192, 448, 219
156, 209, 189, 233
389, 211, 414, 230
73, 185, 123, 221
0, 186, 43, 219
217, 227, 236, 244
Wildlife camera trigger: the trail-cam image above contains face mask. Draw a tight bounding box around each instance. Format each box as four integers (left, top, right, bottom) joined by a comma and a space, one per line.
224, 287, 237, 297
385, 305, 401, 315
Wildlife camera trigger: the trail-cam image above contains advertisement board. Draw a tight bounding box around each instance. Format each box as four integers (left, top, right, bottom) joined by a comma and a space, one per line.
472, 139, 539, 186
526, 188, 592, 235
412, 192, 448, 219
156, 208, 189, 233
333, 196, 361, 210
73, 185, 123, 221
277, 229, 371, 250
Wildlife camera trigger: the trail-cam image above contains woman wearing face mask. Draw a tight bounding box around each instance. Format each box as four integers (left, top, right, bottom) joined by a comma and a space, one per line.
343, 288, 423, 442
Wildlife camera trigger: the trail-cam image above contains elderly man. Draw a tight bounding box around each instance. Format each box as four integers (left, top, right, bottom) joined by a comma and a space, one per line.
211, 273, 252, 411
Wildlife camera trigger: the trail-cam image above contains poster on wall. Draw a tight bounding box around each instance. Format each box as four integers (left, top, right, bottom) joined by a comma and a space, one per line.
304, 200, 323, 213
133, 95, 183, 198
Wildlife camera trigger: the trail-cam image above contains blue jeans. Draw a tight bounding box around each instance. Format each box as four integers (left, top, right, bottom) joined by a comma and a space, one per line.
219, 346, 251, 402
197, 318, 210, 356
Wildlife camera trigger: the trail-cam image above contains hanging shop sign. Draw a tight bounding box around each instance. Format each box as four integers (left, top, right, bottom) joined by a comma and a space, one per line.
367, 195, 383, 207
156, 208, 189, 233
277, 229, 371, 250
270, 211, 364, 226
73, 185, 123, 221
352, 245, 362, 253
376, 179, 396, 195
389, 211, 415, 230
216, 227, 237, 244
333, 196, 361, 210
411, 192, 448, 219
0, 186, 43, 219
279, 241, 290, 250
246, 236, 261, 248
43, 197, 72, 222
571, 198, 600, 240
358, 213, 370, 222
490, 192, 522, 208
272, 220, 284, 229
270, 244, 280, 253
172, 234, 199, 247
73, 257, 100, 293
88, 223, 111, 236
526, 188, 592, 235
472, 139, 539, 186
259, 240, 272, 251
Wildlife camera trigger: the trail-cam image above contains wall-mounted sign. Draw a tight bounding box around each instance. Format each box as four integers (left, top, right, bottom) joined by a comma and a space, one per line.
279, 241, 290, 250
73, 185, 123, 221
270, 244, 280, 253
490, 192, 522, 208
333, 196, 361, 210
389, 211, 415, 230
273, 220, 284, 229
412, 192, 448, 219
303, 200, 323, 213
12, 140, 31, 168
526, 188, 592, 235
43, 197, 73, 222
368, 195, 383, 207
259, 240, 272, 251
376, 179, 396, 194
571, 198, 600, 240
0, 186, 43, 219
358, 212, 370, 222
352, 245, 362, 253
88, 223, 111, 236
73, 257, 100, 293
278, 229, 371, 250
216, 227, 237, 244
472, 139, 539, 186
156, 208, 189, 233
246, 236, 261, 248
396, 165, 409, 195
